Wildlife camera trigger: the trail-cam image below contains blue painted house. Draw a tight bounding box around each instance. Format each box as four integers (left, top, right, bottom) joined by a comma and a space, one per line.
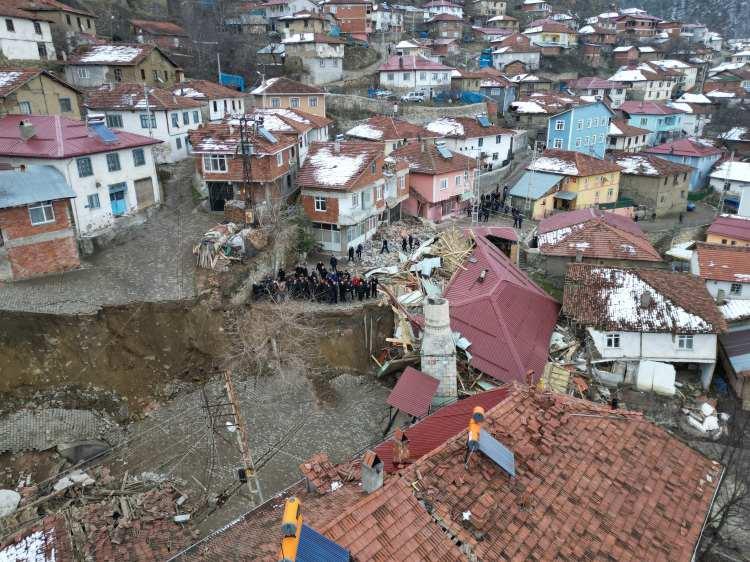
545, 101, 613, 159
620, 101, 685, 147
646, 138, 723, 191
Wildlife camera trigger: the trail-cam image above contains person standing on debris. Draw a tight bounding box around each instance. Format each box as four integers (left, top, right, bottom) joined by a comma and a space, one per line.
356, 243, 363, 262
370, 276, 379, 298
348, 246, 355, 262
354, 276, 365, 301
401, 236, 408, 253
408, 233, 414, 250
380, 238, 390, 254
338, 276, 347, 302
330, 254, 338, 272
328, 278, 338, 304
517, 213, 523, 229
316, 261, 324, 277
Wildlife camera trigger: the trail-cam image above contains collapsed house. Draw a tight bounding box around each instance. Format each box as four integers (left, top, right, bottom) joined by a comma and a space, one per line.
562, 263, 727, 390
168, 384, 724, 562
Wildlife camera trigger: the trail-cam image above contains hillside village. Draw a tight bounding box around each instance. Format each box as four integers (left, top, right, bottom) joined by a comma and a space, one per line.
0, 0, 750, 560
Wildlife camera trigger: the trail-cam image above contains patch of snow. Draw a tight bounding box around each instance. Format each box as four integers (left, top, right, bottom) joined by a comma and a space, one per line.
308, 147, 366, 187
720, 299, 750, 321
615, 155, 659, 176
705, 90, 736, 98
0, 529, 56, 562
570, 242, 591, 249
578, 25, 596, 34
79, 45, 143, 63
0, 71, 23, 89
538, 224, 583, 247
620, 243, 636, 254
174, 87, 203, 98
734, 274, 750, 281
529, 156, 578, 175
719, 127, 748, 140
426, 118, 464, 137
510, 101, 546, 114
608, 122, 623, 136
666, 241, 694, 261
346, 123, 384, 140
281, 33, 315, 44
250, 77, 280, 95
677, 93, 713, 104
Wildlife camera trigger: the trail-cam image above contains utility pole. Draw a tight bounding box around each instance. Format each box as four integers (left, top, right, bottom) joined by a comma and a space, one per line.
238, 115, 254, 217
223, 370, 263, 506
142, 83, 153, 138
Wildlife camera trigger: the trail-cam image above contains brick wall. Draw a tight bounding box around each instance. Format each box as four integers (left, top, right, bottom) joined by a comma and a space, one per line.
0, 200, 72, 240
199, 150, 290, 183
8, 235, 79, 280
301, 193, 339, 223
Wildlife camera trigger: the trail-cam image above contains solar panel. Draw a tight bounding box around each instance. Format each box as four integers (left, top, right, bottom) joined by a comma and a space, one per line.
257, 126, 278, 144
297, 524, 350, 562
479, 428, 515, 477
90, 122, 118, 143
477, 115, 491, 128
437, 145, 453, 159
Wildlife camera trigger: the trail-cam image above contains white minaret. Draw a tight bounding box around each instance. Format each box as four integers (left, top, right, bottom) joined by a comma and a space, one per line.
420, 297, 457, 407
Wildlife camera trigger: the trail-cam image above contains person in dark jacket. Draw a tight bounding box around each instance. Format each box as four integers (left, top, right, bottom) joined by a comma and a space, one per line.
408, 234, 414, 250
369, 276, 379, 298
329, 254, 338, 272
348, 246, 355, 262
356, 244, 363, 261
380, 239, 389, 253
401, 237, 408, 252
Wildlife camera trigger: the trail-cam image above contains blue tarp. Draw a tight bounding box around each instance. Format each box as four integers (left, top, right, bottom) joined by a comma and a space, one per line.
461, 91, 484, 103
219, 72, 245, 92
509, 171, 565, 200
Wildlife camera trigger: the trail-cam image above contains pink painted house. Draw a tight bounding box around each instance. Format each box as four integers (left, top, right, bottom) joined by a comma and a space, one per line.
394, 141, 478, 222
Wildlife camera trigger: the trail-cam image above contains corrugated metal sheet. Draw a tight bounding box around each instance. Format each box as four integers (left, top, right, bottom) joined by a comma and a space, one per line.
386, 367, 439, 418
720, 329, 750, 374
508, 171, 564, 200
297, 524, 350, 562
0, 165, 74, 208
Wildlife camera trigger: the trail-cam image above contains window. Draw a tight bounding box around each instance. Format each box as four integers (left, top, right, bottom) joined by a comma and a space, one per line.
677, 334, 693, 350
106, 152, 121, 172
176, 137, 182, 150
231, 100, 236, 110
319, 59, 326, 67
403, 72, 410, 80
432, 73, 438, 80
87, 19, 91, 29
575, 138, 582, 147
5, 19, 14, 32
34, 21, 42, 34
66, 14, 71, 25
455, 175, 461, 186
271, 97, 280, 108
576, 119, 583, 130
106, 114, 123, 128
606, 333, 620, 348
276, 152, 283, 166
212, 100, 218, 112
181, 112, 188, 125
386, 73, 394, 81
586, 118, 592, 128
37, 43, 47, 59
439, 178, 448, 190
290, 97, 300, 108
478, 137, 484, 147
164, 70, 168, 80
400, 176, 406, 189
554, 120, 564, 131
314, 196, 326, 211
607, 188, 614, 199
640, 117, 648, 126
370, 161, 376, 173
77, 67, 89, 79
192, 110, 199, 123
496, 135, 502, 144
442, 73, 448, 80
87, 193, 100, 209
553, 139, 563, 148
139, 113, 156, 129
170, 113, 178, 127
18, 101, 31, 115
152, 70, 159, 81
730, 283, 743, 295
203, 154, 227, 172
28, 201, 54, 225
351, 193, 359, 207
309, 96, 318, 107
376, 185, 384, 199
132, 148, 145, 166
77, 157, 93, 177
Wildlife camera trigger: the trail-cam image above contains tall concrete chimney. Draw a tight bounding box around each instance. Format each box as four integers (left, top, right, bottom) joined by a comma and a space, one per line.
420, 297, 457, 407
361, 450, 383, 493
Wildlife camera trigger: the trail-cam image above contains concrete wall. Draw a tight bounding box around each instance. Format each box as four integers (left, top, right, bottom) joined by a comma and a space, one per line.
589, 328, 718, 364
0, 17, 54, 61
327, 94, 492, 125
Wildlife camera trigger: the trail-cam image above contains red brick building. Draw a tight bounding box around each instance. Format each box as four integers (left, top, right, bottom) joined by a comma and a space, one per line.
0, 165, 79, 281
322, 0, 372, 41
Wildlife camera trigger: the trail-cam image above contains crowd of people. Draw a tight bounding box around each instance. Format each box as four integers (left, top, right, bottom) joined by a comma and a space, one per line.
252, 257, 380, 305
466, 185, 525, 228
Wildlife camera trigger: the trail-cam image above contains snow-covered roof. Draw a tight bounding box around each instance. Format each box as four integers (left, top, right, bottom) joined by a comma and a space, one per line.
705, 90, 736, 98
676, 93, 712, 104
345, 123, 384, 140
614, 154, 659, 175
721, 299, 750, 322
612, 46, 634, 52
510, 100, 546, 113
0, 71, 23, 89
578, 25, 595, 34
709, 61, 747, 74
668, 102, 692, 114
709, 161, 750, 183
666, 241, 694, 261
650, 58, 691, 69
395, 40, 420, 49
426, 118, 464, 137
609, 64, 660, 82
733, 50, 750, 57
76, 45, 144, 64
719, 127, 749, 141
529, 155, 579, 175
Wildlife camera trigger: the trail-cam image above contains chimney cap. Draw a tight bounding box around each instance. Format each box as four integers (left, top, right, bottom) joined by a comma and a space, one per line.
362, 450, 382, 468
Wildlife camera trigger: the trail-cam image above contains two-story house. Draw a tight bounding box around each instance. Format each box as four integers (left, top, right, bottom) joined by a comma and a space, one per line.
706, 215, 750, 247
173, 79, 245, 122
0, 68, 82, 119
649, 59, 698, 94
345, 116, 437, 155
522, 19, 577, 56
620, 101, 685, 146
423, 0, 463, 18
563, 263, 726, 388
692, 243, 750, 301
709, 161, 750, 216
17, 0, 96, 49
321, 0, 372, 41
566, 77, 626, 108
606, 119, 650, 152
188, 120, 296, 213
394, 141, 477, 222
508, 92, 582, 137
646, 137, 723, 191
0, 3, 55, 61
245, 107, 331, 165
609, 63, 678, 101
281, 33, 346, 84
277, 11, 331, 36
263, 0, 319, 31
520, 0, 551, 15
65, 43, 184, 88
612, 45, 660, 66
487, 15, 517, 32
614, 12, 660, 37
297, 141, 391, 252
0, 114, 162, 236
84, 83, 203, 163
371, 3, 404, 33
545, 100, 613, 158
249, 77, 326, 117
490, 32, 541, 71
377, 55, 454, 95
426, 13, 463, 39
131, 19, 188, 52
425, 115, 514, 171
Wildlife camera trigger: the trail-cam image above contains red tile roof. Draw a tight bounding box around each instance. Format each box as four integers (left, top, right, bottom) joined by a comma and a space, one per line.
567, 76, 624, 90
131, 19, 188, 37
611, 150, 694, 176
608, 118, 651, 137
188, 122, 295, 156
0, 114, 161, 159
375, 387, 511, 472
428, 13, 462, 22
0, 68, 78, 98
378, 55, 454, 72
0, 1, 53, 21
530, 149, 622, 177
173, 79, 245, 99
250, 76, 324, 95
707, 215, 750, 243
646, 137, 723, 158
444, 235, 560, 383
345, 115, 436, 142
386, 366, 439, 418
84, 83, 203, 111
18, 0, 94, 16
694, 242, 750, 283
620, 100, 686, 115
392, 141, 477, 175
297, 141, 383, 191
563, 263, 727, 333
538, 207, 644, 236
467, 225, 518, 242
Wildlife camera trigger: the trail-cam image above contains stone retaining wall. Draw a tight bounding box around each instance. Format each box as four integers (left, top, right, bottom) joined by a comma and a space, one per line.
327, 94, 491, 125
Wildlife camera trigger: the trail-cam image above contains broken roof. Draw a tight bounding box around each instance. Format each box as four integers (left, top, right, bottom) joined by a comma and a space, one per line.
693, 242, 750, 283
707, 214, 750, 243
611, 150, 694, 176
563, 263, 726, 334
345, 115, 436, 142
528, 149, 622, 177
386, 366, 439, 418
85, 83, 202, 111
444, 235, 560, 383
392, 141, 477, 175
297, 142, 383, 191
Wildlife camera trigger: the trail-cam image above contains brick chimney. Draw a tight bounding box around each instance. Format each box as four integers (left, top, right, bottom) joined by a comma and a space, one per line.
392, 428, 410, 465
361, 450, 383, 493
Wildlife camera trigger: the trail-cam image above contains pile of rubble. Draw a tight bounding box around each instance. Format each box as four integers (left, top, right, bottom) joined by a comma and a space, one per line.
194, 222, 268, 271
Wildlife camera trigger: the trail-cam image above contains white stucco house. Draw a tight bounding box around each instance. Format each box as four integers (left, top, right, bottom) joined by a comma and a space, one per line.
0, 4, 55, 61
281, 33, 345, 84
173, 79, 246, 122
709, 161, 750, 217
691, 242, 750, 301
425, 115, 514, 170
0, 114, 162, 237
84, 83, 204, 164
377, 55, 455, 94
563, 263, 727, 389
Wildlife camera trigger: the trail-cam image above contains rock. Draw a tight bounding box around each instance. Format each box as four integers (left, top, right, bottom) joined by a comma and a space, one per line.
0, 489, 21, 517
